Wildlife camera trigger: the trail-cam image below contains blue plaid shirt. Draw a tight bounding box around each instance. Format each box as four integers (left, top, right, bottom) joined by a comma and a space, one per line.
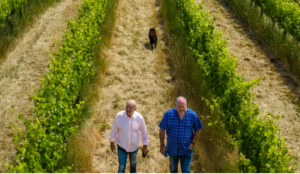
159, 108, 203, 155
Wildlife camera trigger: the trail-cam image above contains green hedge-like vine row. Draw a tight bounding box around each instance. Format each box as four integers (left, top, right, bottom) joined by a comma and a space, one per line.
0, 0, 55, 28
6, 0, 107, 172
0, 0, 26, 27
247, 0, 300, 41
165, 0, 294, 172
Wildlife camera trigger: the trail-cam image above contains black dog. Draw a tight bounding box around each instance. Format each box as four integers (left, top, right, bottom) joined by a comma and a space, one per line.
149, 28, 157, 50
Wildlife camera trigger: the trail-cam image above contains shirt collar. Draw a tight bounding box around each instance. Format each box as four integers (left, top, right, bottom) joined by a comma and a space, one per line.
124, 110, 137, 118
173, 108, 189, 116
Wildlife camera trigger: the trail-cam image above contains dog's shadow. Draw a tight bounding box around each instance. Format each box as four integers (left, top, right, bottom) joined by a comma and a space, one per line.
144, 43, 152, 50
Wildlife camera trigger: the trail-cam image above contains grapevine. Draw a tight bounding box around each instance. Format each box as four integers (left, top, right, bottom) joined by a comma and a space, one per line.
249, 0, 300, 41
6, 0, 108, 172
164, 0, 295, 172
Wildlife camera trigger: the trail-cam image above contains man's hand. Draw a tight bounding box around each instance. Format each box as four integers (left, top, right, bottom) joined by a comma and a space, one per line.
110, 142, 115, 152
160, 146, 167, 156
189, 143, 194, 150
143, 145, 148, 155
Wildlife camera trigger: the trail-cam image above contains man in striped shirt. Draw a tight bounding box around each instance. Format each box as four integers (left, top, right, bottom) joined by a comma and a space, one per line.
110, 100, 149, 173
159, 96, 203, 173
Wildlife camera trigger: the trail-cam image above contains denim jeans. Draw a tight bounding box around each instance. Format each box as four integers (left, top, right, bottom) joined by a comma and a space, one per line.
169, 149, 193, 173
117, 145, 138, 173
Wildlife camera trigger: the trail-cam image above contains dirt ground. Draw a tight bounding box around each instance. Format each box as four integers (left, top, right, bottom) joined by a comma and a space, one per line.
87, 0, 203, 172
0, 0, 82, 171
197, 0, 300, 170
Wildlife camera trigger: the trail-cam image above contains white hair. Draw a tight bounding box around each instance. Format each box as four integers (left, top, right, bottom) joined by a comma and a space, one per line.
127, 99, 137, 108
175, 96, 187, 105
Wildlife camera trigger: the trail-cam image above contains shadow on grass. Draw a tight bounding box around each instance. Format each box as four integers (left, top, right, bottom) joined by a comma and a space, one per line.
144, 42, 152, 50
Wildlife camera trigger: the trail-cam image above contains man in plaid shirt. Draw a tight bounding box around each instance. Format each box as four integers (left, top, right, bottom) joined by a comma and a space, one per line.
159, 96, 203, 173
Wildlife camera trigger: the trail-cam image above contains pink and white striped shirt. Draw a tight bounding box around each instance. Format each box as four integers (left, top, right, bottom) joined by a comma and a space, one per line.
109, 110, 149, 152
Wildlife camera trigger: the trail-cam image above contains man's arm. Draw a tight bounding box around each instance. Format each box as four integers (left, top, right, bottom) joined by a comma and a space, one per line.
109, 117, 118, 152
159, 129, 166, 145
159, 111, 168, 156
159, 129, 167, 156
189, 129, 201, 150
190, 112, 203, 150
140, 118, 149, 155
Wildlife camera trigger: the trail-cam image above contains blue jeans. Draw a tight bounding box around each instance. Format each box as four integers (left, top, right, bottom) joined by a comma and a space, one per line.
169, 149, 193, 173
117, 145, 138, 173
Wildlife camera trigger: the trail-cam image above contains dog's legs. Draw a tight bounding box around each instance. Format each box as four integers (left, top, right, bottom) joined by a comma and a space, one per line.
150, 41, 153, 50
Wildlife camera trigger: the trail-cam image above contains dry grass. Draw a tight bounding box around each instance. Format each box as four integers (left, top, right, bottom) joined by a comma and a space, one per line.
0, 0, 82, 171
71, 0, 203, 172
155, 0, 242, 171
199, 0, 300, 171
64, 121, 102, 173
91, 0, 175, 172
0, 0, 65, 60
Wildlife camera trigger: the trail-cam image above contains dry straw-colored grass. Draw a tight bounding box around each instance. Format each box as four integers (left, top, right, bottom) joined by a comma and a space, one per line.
73, 0, 203, 172
65, 121, 102, 173
0, 0, 82, 171
199, 0, 300, 170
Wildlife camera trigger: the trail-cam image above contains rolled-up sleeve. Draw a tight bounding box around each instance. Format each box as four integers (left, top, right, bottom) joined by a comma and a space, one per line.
140, 117, 149, 145
109, 117, 118, 142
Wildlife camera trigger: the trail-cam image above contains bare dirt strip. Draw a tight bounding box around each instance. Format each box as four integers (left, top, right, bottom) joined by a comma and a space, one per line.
87, 0, 203, 172
0, 0, 82, 171
197, 0, 300, 170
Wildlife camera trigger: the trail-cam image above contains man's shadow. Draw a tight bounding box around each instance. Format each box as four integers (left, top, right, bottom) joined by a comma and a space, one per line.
144, 43, 152, 50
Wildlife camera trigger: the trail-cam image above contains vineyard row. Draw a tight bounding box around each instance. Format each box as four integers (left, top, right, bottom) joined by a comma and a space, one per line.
165, 0, 295, 172
0, 0, 57, 28
249, 0, 300, 41
6, 0, 108, 172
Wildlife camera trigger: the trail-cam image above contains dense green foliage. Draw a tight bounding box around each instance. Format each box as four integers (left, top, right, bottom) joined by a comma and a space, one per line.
249, 0, 300, 41
0, 0, 27, 27
164, 0, 295, 172
224, 0, 300, 96
0, 0, 63, 59
6, 0, 107, 172
0, 0, 50, 28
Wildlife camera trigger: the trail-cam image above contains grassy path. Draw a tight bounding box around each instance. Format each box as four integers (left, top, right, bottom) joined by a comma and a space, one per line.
87, 0, 202, 172
198, 0, 300, 170
0, 0, 82, 171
